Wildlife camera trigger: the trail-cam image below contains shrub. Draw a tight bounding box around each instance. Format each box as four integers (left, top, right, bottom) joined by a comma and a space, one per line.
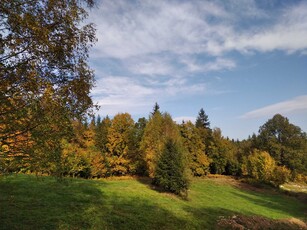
247, 150, 276, 183
272, 166, 291, 186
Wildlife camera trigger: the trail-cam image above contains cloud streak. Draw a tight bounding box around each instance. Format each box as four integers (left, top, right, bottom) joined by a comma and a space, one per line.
241, 95, 307, 119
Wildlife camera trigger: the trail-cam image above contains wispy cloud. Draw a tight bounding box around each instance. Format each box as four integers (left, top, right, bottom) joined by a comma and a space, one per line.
241, 95, 307, 119
180, 57, 236, 73
90, 0, 307, 59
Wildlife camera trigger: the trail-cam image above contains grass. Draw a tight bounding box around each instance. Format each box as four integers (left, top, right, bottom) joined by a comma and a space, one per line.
0, 174, 306, 229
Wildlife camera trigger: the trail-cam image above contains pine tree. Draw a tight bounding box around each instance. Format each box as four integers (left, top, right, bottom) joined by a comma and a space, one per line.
151, 102, 161, 115
153, 138, 189, 196
195, 108, 214, 161
195, 108, 210, 129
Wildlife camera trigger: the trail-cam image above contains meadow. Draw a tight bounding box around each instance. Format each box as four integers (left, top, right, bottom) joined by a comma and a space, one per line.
0, 174, 306, 229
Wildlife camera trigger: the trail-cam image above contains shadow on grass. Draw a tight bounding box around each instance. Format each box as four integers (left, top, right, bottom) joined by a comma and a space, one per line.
0, 175, 105, 229
136, 177, 189, 201
0, 175, 189, 230
281, 189, 307, 204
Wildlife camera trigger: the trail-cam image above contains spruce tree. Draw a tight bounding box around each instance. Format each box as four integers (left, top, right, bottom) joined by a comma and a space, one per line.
195, 108, 210, 129
152, 102, 161, 115
153, 138, 189, 196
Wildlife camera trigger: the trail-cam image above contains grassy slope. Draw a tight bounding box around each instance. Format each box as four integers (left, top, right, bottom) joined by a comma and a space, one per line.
0, 175, 305, 230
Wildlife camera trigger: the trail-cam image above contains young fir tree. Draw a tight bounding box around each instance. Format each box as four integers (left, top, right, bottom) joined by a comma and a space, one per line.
153, 138, 189, 196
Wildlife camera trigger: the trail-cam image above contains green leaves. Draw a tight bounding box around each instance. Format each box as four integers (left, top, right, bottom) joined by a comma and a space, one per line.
153, 138, 189, 196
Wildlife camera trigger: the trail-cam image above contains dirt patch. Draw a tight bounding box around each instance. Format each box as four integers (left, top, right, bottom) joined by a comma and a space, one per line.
216, 215, 307, 230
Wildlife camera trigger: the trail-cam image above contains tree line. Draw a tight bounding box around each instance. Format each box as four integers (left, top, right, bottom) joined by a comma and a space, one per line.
2, 102, 306, 194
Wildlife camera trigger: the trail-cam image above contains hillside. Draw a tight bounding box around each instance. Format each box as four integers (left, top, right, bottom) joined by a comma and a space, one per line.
0, 174, 306, 229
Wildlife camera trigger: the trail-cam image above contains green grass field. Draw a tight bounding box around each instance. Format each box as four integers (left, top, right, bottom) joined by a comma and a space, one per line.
0, 174, 306, 229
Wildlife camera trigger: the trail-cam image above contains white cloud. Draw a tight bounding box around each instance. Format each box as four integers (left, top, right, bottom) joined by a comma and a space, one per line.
227, 2, 307, 54
241, 95, 307, 119
90, 0, 307, 60
91, 75, 207, 116
180, 57, 236, 73
125, 55, 175, 76
91, 76, 154, 115
89, 0, 231, 59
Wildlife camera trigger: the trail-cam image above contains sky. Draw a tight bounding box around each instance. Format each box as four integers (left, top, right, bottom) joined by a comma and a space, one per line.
87, 0, 307, 140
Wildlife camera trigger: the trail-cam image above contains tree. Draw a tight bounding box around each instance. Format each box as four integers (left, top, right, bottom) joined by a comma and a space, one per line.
246, 149, 291, 186
140, 111, 181, 177
106, 113, 135, 176
153, 138, 189, 196
95, 116, 111, 153
247, 150, 275, 183
180, 121, 210, 176
195, 108, 213, 156
206, 128, 240, 175
132, 117, 148, 175
151, 102, 161, 115
257, 114, 307, 173
0, 0, 96, 174
195, 108, 210, 129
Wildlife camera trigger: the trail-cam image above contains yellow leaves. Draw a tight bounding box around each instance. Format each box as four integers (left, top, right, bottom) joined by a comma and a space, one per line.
105, 113, 135, 176
1, 145, 9, 153
247, 150, 275, 182
246, 150, 292, 186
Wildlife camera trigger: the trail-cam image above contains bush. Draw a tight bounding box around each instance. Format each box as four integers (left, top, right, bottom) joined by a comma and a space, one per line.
247, 150, 293, 187
247, 150, 275, 184
153, 139, 190, 196
272, 166, 291, 186
294, 173, 307, 184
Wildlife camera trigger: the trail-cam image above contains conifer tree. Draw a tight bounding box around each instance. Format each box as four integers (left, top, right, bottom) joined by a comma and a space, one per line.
153, 138, 189, 196
195, 108, 210, 129
152, 102, 161, 115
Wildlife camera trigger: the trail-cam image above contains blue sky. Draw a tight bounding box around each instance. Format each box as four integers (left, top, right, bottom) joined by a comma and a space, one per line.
87, 0, 307, 140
